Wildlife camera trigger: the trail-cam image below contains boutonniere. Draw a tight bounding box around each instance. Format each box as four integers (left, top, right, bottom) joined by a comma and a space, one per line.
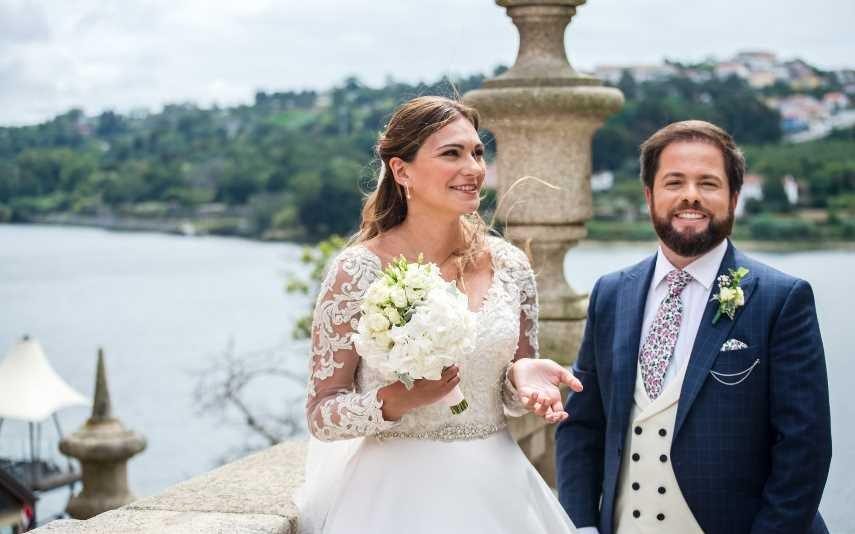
711, 267, 749, 324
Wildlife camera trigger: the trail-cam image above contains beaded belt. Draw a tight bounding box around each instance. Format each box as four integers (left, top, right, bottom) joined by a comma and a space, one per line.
376, 422, 506, 442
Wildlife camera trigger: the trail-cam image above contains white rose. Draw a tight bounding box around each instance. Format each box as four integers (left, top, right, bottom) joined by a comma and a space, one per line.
356, 315, 369, 335
373, 330, 393, 350
365, 282, 390, 307
719, 287, 735, 301
366, 312, 390, 332
389, 286, 408, 308
405, 286, 425, 304
363, 303, 382, 317
735, 287, 745, 306
404, 266, 432, 290
383, 306, 403, 325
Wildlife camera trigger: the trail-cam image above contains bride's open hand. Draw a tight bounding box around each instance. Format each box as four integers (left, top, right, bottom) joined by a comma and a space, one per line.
510, 358, 582, 424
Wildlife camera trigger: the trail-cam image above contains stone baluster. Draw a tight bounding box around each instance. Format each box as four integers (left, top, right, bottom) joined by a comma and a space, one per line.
465, 0, 623, 486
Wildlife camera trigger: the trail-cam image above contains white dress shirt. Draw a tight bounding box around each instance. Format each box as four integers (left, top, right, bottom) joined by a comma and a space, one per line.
637, 239, 728, 391
573, 239, 728, 534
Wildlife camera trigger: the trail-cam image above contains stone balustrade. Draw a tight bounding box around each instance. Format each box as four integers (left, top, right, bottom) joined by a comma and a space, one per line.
32, 413, 555, 533
32, 440, 307, 533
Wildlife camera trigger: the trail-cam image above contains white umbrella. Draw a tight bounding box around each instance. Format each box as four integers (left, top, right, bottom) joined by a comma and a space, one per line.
0, 337, 89, 422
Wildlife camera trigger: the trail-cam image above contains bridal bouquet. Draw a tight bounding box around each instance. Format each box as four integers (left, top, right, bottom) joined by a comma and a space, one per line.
354, 255, 475, 414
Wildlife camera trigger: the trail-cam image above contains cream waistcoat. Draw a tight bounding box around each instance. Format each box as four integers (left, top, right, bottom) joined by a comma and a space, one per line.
613, 359, 703, 534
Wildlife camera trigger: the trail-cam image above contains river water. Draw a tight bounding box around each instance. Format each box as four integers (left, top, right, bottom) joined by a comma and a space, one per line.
1, 225, 852, 531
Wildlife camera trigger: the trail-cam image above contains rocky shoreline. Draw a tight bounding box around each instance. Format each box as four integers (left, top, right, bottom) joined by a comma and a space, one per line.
10, 218, 855, 252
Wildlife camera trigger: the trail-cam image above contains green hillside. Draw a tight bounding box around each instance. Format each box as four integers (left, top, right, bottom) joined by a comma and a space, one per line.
1, 67, 853, 242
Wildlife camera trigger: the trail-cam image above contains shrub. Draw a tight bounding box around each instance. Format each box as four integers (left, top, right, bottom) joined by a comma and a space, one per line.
748, 215, 818, 240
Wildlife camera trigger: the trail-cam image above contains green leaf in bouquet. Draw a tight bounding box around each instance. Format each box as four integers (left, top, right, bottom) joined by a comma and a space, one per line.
397, 373, 414, 390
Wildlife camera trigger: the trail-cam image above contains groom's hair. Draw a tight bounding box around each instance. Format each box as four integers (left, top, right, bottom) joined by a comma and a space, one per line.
639, 120, 746, 196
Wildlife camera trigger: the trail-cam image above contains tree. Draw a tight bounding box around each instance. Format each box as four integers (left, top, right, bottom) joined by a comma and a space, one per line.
616, 70, 638, 100
95, 111, 128, 138
193, 235, 346, 454
762, 177, 791, 213
193, 340, 307, 456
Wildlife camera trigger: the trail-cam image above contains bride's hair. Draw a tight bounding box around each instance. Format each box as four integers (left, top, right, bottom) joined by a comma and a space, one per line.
354, 96, 490, 279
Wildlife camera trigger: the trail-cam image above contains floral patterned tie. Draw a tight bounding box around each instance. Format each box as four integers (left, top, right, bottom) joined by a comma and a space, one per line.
639, 269, 694, 400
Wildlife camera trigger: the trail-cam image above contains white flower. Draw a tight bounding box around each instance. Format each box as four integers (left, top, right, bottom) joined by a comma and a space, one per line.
734, 287, 745, 306
373, 330, 393, 350
383, 306, 403, 325
365, 283, 390, 307
719, 287, 736, 301
403, 266, 433, 291
405, 286, 425, 303
366, 312, 390, 333
356, 315, 368, 336
389, 286, 407, 308
363, 303, 382, 317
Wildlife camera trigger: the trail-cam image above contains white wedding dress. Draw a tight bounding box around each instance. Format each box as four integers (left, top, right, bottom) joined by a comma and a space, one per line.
297, 235, 577, 534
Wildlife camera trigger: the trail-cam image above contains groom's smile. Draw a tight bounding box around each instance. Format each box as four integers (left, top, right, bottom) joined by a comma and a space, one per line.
672, 207, 711, 231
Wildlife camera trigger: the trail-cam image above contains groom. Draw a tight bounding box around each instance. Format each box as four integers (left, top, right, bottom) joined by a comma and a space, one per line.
554, 121, 832, 534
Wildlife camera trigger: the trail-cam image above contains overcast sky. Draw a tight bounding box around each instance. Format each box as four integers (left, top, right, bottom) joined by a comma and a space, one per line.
1, 0, 853, 126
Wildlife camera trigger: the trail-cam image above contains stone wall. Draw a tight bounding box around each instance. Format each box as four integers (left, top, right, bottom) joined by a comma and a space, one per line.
32, 441, 307, 534
32, 414, 555, 533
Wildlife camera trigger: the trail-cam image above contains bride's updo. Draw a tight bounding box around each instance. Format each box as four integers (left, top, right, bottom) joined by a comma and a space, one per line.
356, 96, 489, 275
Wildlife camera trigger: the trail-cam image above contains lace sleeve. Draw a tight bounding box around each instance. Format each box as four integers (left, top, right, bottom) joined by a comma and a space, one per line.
514, 253, 540, 359
305, 248, 399, 441
496, 240, 540, 416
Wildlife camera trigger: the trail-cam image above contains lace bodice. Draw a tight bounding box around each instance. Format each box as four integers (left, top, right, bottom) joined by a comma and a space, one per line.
305, 235, 539, 442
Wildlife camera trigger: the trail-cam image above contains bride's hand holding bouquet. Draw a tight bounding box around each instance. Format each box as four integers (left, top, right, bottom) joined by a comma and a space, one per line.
354, 255, 476, 421
376, 365, 462, 421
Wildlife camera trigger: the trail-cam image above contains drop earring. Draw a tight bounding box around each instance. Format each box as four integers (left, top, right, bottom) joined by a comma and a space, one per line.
405, 183, 412, 200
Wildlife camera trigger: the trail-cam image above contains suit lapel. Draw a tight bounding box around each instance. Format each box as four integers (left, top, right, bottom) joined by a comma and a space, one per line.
611, 255, 656, 439
674, 242, 757, 437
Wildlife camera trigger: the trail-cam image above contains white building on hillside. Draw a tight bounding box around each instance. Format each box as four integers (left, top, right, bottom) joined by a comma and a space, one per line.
593, 64, 676, 85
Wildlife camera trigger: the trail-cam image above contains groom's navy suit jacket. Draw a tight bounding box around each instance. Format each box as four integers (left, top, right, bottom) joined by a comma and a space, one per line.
556, 241, 831, 534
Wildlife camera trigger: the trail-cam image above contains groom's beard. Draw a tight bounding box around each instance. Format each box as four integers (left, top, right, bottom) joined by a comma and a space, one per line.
650, 199, 735, 258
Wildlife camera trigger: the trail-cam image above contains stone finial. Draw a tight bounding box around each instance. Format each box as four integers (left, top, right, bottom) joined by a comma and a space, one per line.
486, 0, 596, 88
59, 349, 146, 520
90, 348, 113, 423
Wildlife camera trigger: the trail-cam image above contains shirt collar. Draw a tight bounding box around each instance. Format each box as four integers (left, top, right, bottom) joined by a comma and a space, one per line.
652, 239, 729, 292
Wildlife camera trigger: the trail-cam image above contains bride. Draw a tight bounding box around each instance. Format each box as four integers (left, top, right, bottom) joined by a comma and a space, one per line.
298, 96, 581, 533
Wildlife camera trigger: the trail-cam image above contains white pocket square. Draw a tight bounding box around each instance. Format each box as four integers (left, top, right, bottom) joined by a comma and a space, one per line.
721, 338, 748, 351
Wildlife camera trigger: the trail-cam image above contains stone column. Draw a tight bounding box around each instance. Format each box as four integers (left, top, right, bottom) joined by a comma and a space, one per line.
465, 0, 622, 486
59, 349, 146, 519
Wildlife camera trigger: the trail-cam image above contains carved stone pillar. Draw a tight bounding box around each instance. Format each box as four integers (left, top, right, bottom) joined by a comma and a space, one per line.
59, 349, 146, 519
465, 0, 622, 486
